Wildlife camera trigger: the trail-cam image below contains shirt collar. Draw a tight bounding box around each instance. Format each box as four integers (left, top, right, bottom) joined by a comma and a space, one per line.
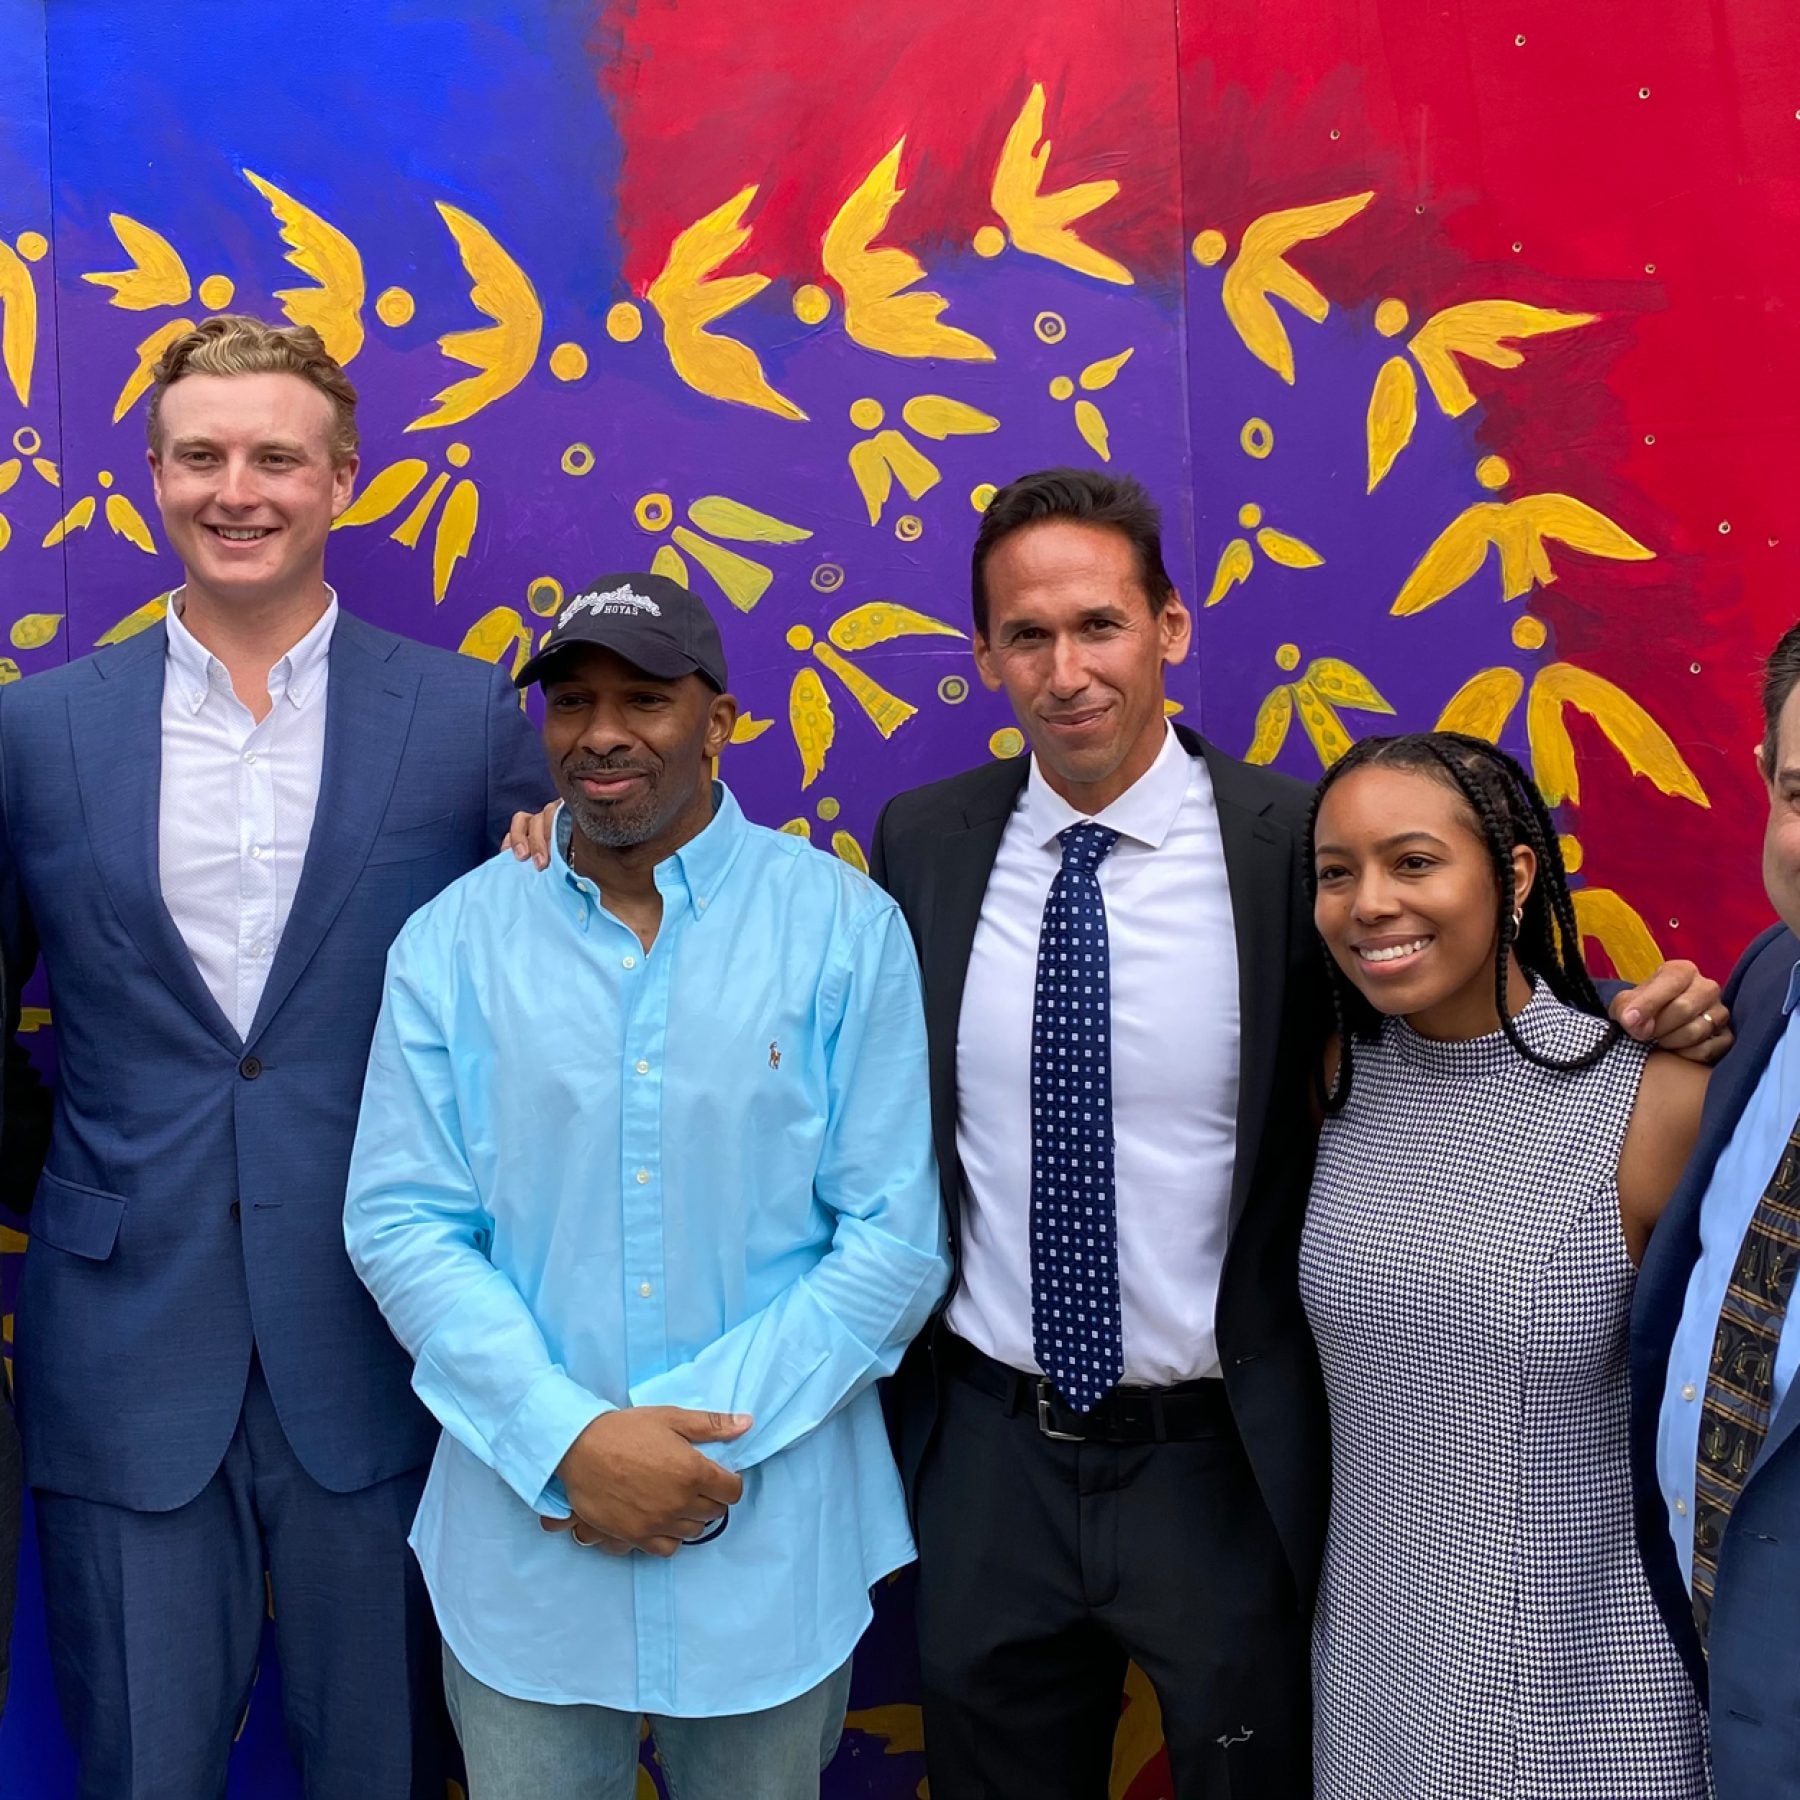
1024, 722, 1191, 851
163, 585, 339, 714
1783, 960, 1800, 1015
552, 780, 749, 921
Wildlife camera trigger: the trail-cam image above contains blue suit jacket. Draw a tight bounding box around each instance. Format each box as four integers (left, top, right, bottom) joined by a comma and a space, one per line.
1631, 920, 1800, 1795
0, 610, 553, 1511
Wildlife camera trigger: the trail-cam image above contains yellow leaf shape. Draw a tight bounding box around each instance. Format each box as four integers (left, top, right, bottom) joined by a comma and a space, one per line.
1391, 506, 1500, 616
1366, 355, 1418, 492
1073, 399, 1110, 461
114, 318, 196, 424
814, 642, 917, 737
458, 605, 532, 672
432, 478, 478, 603
844, 1706, 925, 1757
789, 665, 835, 787
9, 613, 62, 649
1078, 348, 1133, 391
670, 524, 773, 612
391, 471, 450, 548
1246, 684, 1294, 764
1436, 666, 1525, 739
849, 430, 940, 524
778, 817, 812, 838
1222, 192, 1375, 383
989, 82, 1132, 286
729, 715, 774, 744
243, 171, 365, 365
1110, 1666, 1167, 1797
900, 395, 999, 440
685, 495, 812, 543
104, 492, 156, 554
408, 204, 543, 431
30, 457, 56, 486
0, 515, 13, 551
1496, 494, 1655, 600
650, 544, 689, 585
646, 186, 805, 421
1527, 662, 1708, 809
83, 214, 191, 310
828, 602, 965, 651
95, 593, 169, 645
1306, 658, 1393, 713
42, 494, 96, 547
1572, 887, 1663, 984
1410, 301, 1599, 417
1205, 537, 1255, 607
831, 829, 869, 874
822, 140, 993, 362
0, 460, 16, 495
1257, 528, 1324, 569
333, 458, 430, 529
1293, 680, 1354, 766
0, 239, 38, 406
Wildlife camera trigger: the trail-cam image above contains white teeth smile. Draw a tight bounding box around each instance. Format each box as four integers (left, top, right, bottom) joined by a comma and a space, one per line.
212, 527, 273, 540
1357, 938, 1432, 963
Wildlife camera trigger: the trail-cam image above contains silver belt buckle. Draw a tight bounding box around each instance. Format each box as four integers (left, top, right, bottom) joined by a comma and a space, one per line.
1036, 1378, 1086, 1442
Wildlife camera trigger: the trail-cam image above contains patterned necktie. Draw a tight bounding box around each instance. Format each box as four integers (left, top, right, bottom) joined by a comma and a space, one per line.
1692, 1115, 1800, 1642
1030, 821, 1123, 1414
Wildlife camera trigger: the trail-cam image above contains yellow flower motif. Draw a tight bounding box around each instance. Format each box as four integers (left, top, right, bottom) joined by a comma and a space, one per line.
1204, 504, 1325, 607
1045, 348, 1133, 461
332, 441, 479, 603
633, 491, 812, 614
42, 467, 156, 555
846, 395, 1000, 527
1246, 647, 1394, 768
0, 425, 62, 555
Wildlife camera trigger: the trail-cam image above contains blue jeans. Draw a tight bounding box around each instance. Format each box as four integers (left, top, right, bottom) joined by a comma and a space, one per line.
442, 1644, 852, 1800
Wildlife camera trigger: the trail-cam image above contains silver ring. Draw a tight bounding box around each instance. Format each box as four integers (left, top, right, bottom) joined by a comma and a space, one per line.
1702, 1008, 1717, 1033
569, 1525, 599, 1549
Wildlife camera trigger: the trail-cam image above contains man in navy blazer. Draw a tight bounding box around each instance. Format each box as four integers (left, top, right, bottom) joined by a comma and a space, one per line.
1633, 619, 1800, 1796
0, 315, 551, 1800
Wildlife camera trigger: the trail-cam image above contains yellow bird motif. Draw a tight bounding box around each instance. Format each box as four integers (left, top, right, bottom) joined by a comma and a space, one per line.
41, 469, 155, 555
1042, 348, 1133, 461
1247, 649, 1393, 767
1571, 884, 1664, 983
332, 441, 479, 603
1392, 456, 1653, 616
407, 204, 543, 432
1204, 503, 1325, 606
112, 319, 196, 425
243, 170, 366, 365
83, 214, 191, 310
821, 141, 992, 362
633, 490, 812, 614
0, 239, 39, 406
987, 83, 1132, 286
456, 604, 537, 687
846, 395, 999, 527
647, 187, 805, 421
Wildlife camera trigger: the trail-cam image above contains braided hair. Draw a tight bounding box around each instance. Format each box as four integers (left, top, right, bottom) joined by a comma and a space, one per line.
1305, 730, 1619, 1112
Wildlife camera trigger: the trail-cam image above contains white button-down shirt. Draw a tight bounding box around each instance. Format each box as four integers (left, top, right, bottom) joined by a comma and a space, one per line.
952, 725, 1242, 1384
158, 590, 336, 1038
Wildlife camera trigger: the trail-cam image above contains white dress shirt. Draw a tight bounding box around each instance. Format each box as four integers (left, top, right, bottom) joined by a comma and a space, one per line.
951, 724, 1241, 1385
158, 589, 337, 1039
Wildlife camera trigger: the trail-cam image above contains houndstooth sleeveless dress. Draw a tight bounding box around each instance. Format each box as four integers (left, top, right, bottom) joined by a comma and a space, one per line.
1300, 987, 1709, 1799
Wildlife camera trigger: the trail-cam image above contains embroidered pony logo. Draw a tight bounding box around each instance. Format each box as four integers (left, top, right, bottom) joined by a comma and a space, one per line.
769, 1040, 782, 1070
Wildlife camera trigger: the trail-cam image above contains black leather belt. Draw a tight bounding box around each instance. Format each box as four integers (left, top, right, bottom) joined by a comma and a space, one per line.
943, 1334, 1231, 1444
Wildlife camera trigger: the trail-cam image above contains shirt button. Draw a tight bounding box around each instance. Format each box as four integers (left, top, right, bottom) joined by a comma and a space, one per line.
638, 1282, 653, 1298
1682, 1383, 1698, 1402
1675, 1497, 1689, 1516
635, 1168, 650, 1184
243, 751, 257, 765
622, 955, 636, 969
635, 1060, 650, 1075
250, 844, 266, 860
696, 897, 708, 910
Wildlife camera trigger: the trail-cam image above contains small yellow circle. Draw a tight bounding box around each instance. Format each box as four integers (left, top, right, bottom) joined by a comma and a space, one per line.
849, 397, 885, 430
1192, 229, 1228, 267
970, 483, 997, 513
973, 225, 1006, 258
98, 469, 114, 489
527, 577, 564, 617
895, 515, 923, 541
446, 442, 471, 468
1240, 418, 1274, 460
989, 727, 1026, 759
375, 286, 416, 327
1049, 375, 1075, 401
1033, 311, 1067, 344
1276, 643, 1301, 672
561, 443, 595, 477
1511, 614, 1547, 650
605, 302, 644, 343
549, 342, 589, 381
198, 274, 236, 309
1374, 298, 1410, 337
938, 674, 969, 704
816, 797, 841, 821
786, 624, 815, 652
811, 563, 844, 592
1559, 835, 1585, 874
1238, 503, 1263, 528
634, 491, 673, 531
793, 284, 831, 325
15, 230, 47, 262
1476, 455, 1511, 490
13, 427, 41, 455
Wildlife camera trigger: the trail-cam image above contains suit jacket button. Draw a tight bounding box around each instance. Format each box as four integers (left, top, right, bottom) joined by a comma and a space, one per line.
239, 1055, 263, 1080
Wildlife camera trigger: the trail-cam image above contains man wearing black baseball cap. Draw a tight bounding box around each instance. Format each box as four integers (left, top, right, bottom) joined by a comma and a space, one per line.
346, 574, 947, 1800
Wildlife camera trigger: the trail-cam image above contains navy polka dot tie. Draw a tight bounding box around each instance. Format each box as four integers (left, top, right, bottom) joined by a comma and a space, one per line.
1030, 821, 1123, 1414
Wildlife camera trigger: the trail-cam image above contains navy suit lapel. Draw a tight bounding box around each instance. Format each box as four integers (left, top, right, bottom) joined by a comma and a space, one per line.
245, 616, 418, 1047
69, 625, 241, 1054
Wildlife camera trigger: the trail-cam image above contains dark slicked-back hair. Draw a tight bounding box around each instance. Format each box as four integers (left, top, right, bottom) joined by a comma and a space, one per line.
1761, 622, 1800, 779
1305, 730, 1619, 1112
971, 467, 1175, 636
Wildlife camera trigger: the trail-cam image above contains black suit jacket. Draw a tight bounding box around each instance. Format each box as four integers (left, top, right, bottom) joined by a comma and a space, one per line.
870, 725, 1331, 1601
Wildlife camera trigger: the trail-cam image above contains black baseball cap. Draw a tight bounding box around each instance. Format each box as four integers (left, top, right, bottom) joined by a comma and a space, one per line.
514, 571, 729, 692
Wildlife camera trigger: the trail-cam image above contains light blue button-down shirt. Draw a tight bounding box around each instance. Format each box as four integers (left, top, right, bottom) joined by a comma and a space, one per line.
345, 785, 947, 1714
1658, 960, 1800, 1586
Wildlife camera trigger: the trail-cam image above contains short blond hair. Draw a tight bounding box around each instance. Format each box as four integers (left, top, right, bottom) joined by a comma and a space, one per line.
146, 313, 359, 463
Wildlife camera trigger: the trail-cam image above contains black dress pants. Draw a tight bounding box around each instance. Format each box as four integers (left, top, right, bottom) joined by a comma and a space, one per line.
915, 1360, 1311, 1800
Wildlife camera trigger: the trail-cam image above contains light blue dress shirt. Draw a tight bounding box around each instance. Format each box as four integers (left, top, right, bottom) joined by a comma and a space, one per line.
345, 785, 947, 1715
1658, 960, 1800, 1586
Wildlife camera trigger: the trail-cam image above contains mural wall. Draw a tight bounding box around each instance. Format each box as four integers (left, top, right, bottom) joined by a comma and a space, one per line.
2, 0, 1795, 1793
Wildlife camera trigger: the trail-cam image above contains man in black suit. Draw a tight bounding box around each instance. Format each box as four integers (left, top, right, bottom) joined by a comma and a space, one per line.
870, 467, 1728, 1800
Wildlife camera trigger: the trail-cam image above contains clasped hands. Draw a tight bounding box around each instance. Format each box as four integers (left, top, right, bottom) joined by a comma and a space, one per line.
540, 1405, 751, 1558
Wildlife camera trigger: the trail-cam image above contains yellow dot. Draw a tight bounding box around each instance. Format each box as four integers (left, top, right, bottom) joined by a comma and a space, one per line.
634, 492, 672, 531
549, 342, 589, 382
786, 624, 815, 651
561, 443, 595, 477
793, 284, 831, 325
1511, 614, 1547, 650
606, 302, 643, 343
938, 674, 969, 703
1476, 455, 1511, 490
815, 797, 841, 821
1192, 229, 1228, 267
1375, 298, 1410, 337
1033, 311, 1067, 344
1276, 643, 1301, 671
198, 274, 236, 310
970, 483, 997, 513
375, 286, 415, 327
1239, 503, 1262, 528
527, 577, 564, 617
973, 226, 1006, 258
446, 442, 471, 468
895, 515, 922, 541
98, 469, 114, 489
989, 727, 1026, 759
849, 397, 884, 430
13, 427, 40, 455
1559, 834, 1584, 873
15, 230, 47, 262
1240, 418, 1273, 460
1049, 375, 1075, 401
